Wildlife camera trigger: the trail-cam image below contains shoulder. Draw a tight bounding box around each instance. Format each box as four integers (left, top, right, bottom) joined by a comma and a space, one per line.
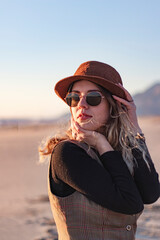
53, 140, 81, 152
51, 140, 90, 172
51, 140, 86, 159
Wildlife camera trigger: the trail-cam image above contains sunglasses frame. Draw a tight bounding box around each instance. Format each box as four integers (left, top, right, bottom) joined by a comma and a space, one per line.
65, 91, 105, 107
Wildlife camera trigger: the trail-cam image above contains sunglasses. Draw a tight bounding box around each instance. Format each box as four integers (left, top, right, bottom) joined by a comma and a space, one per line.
65, 91, 105, 107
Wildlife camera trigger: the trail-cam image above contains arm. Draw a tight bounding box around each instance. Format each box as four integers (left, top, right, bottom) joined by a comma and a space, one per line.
51, 141, 143, 215
112, 84, 160, 203
133, 140, 160, 204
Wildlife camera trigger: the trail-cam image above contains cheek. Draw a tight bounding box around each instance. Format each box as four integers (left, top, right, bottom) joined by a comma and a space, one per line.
95, 112, 109, 125
96, 103, 110, 123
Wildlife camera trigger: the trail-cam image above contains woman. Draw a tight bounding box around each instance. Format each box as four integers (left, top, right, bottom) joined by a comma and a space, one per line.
39, 61, 160, 240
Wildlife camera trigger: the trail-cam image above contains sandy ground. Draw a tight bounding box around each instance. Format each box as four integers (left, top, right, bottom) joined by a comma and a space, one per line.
0, 117, 160, 240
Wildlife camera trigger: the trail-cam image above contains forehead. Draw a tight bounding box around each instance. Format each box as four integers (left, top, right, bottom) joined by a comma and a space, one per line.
72, 80, 100, 91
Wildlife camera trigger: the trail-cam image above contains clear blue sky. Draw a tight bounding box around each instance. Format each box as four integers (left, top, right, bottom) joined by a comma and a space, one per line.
0, 0, 160, 119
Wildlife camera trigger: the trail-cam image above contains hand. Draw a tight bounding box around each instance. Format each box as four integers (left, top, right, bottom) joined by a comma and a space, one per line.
71, 118, 113, 155
112, 83, 142, 134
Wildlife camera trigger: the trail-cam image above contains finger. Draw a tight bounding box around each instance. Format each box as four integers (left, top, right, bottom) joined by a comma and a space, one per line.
73, 121, 89, 135
71, 124, 77, 139
72, 132, 77, 139
71, 118, 80, 131
74, 123, 95, 139
71, 119, 80, 139
112, 95, 133, 106
73, 121, 82, 133
71, 117, 75, 129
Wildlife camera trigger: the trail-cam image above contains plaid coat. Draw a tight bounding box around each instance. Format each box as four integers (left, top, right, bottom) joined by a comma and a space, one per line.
48, 141, 142, 240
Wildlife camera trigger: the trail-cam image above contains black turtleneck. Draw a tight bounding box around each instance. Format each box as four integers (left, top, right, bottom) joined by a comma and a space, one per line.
50, 141, 160, 215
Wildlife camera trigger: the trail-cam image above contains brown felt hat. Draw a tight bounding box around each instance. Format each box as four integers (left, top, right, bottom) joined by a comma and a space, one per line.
54, 61, 127, 102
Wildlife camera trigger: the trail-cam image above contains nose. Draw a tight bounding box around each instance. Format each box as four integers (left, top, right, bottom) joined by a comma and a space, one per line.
77, 95, 88, 109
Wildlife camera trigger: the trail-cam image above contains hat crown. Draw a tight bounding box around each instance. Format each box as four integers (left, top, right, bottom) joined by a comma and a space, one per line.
74, 61, 122, 84
54, 60, 127, 102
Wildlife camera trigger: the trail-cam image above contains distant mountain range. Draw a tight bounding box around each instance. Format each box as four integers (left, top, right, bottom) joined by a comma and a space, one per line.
0, 82, 160, 128
133, 82, 160, 116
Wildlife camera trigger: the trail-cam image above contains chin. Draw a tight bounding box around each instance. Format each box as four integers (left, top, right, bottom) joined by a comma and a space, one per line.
78, 121, 99, 131
78, 121, 106, 135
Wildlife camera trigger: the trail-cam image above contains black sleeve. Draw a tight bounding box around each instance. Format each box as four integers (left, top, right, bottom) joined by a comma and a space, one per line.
51, 141, 143, 215
133, 141, 160, 204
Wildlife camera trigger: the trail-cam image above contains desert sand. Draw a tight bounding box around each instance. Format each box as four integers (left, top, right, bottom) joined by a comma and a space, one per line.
0, 116, 160, 240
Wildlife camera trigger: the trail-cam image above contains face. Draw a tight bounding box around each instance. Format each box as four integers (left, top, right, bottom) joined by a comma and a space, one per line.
70, 80, 110, 131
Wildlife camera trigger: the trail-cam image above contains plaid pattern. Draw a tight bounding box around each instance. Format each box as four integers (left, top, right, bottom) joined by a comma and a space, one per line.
48, 141, 142, 240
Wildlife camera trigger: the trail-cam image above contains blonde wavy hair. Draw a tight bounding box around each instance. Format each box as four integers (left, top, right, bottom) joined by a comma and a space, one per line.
39, 86, 150, 174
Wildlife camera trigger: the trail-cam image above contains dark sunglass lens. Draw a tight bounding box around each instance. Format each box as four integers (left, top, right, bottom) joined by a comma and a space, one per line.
66, 93, 80, 107
86, 92, 102, 106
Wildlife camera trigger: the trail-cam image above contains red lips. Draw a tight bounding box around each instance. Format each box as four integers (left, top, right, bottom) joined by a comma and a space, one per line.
77, 113, 92, 121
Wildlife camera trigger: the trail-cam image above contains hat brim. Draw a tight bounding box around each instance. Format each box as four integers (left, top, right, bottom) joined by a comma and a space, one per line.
54, 75, 127, 102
